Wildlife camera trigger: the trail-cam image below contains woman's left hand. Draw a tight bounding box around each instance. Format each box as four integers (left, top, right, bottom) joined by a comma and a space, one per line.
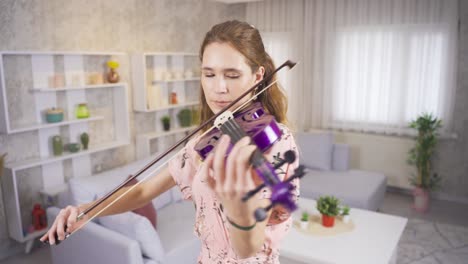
202, 134, 260, 226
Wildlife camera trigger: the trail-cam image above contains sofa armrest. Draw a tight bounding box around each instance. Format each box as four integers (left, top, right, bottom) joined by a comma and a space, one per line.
332, 143, 350, 171
47, 207, 144, 264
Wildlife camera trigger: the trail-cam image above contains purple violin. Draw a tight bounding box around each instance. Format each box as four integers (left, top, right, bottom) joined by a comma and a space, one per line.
194, 101, 304, 221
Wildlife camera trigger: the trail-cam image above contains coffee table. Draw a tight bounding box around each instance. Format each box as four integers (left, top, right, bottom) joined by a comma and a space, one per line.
280, 198, 407, 264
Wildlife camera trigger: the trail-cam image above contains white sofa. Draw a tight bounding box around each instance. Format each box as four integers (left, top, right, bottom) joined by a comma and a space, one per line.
46, 156, 200, 264
296, 131, 387, 211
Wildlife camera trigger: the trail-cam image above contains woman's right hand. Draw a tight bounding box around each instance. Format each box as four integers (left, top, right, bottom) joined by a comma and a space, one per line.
39, 205, 88, 245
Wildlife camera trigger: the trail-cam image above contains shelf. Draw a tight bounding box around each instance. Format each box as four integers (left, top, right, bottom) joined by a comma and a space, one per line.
30, 82, 127, 92
8, 116, 104, 134
5, 140, 129, 171
151, 77, 200, 83
140, 126, 197, 141
137, 101, 199, 113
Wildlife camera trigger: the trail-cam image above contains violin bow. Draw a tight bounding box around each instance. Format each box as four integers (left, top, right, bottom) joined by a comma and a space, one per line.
44, 60, 296, 244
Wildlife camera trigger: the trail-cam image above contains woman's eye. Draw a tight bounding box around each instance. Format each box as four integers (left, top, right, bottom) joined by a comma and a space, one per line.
204, 74, 215, 78
226, 75, 240, 79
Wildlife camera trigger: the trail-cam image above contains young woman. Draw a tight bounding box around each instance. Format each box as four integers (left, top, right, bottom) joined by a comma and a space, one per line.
41, 20, 299, 263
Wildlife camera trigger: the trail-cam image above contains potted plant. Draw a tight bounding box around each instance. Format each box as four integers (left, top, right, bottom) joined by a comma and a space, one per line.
407, 113, 442, 213
340, 205, 350, 223
300, 211, 309, 229
0, 153, 6, 179
177, 109, 192, 127
161, 115, 171, 131
316, 196, 340, 228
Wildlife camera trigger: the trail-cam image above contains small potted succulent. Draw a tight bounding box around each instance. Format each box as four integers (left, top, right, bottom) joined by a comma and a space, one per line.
300, 211, 309, 230
316, 196, 341, 228
161, 115, 171, 131
340, 205, 350, 224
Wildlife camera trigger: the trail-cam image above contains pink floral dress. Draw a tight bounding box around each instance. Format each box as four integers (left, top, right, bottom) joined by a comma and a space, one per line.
168, 124, 300, 263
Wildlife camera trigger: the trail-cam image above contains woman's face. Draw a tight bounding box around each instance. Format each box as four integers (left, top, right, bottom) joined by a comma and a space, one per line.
201, 42, 264, 114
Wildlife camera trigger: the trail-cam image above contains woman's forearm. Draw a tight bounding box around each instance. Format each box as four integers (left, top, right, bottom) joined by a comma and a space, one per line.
78, 166, 176, 219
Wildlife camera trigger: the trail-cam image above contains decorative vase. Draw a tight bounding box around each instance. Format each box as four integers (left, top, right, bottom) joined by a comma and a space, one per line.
412, 187, 430, 213
80, 132, 89, 150
107, 68, 120, 83
52, 135, 63, 156
300, 220, 309, 230
170, 92, 178, 104
46, 107, 64, 123
321, 215, 335, 228
76, 103, 90, 119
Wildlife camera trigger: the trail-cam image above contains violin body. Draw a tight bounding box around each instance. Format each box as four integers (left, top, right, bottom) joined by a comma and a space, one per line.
194, 102, 301, 220
194, 102, 282, 160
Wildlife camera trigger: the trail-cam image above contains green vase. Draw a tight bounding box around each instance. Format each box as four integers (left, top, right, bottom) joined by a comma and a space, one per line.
52, 135, 63, 156
80, 132, 89, 150
76, 103, 90, 119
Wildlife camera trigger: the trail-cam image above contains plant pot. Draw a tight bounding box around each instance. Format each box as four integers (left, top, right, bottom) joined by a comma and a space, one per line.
342, 215, 350, 224
413, 187, 430, 213
300, 220, 309, 230
322, 214, 335, 227
46, 108, 64, 123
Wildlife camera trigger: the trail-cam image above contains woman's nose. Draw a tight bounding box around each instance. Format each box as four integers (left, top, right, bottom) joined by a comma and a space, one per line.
214, 77, 228, 93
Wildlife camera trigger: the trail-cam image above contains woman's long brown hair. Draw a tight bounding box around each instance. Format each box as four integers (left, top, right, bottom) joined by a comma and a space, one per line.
198, 20, 289, 131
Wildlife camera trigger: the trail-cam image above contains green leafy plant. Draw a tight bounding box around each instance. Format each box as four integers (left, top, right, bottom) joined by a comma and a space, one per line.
177, 109, 192, 127
301, 211, 309, 222
340, 205, 350, 216
316, 196, 341, 216
407, 113, 442, 191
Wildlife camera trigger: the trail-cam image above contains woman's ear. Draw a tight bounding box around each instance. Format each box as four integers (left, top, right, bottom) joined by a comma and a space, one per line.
254, 66, 265, 83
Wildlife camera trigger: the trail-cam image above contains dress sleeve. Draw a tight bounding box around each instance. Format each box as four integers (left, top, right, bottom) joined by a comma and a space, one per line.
257, 125, 300, 225
168, 139, 199, 201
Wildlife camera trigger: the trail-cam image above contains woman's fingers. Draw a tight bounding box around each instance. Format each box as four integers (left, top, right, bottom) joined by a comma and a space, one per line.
225, 136, 252, 196
67, 206, 79, 233
201, 153, 216, 190
213, 134, 230, 191
56, 209, 68, 240
235, 144, 256, 192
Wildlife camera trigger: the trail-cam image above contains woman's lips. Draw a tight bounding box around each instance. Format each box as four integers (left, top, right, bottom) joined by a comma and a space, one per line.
213, 101, 232, 108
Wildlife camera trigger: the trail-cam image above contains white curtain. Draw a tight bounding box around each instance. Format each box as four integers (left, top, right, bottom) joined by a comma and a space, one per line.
247, 0, 458, 136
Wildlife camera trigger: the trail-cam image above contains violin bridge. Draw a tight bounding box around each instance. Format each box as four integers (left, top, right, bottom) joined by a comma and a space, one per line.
214, 111, 234, 129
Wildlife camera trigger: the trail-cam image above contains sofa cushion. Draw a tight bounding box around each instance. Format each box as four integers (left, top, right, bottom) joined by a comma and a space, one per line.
299, 170, 387, 211
157, 201, 199, 256
125, 176, 158, 229
296, 131, 334, 171
100, 211, 165, 263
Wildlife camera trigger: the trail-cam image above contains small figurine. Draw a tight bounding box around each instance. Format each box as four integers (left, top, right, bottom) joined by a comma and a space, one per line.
32, 203, 47, 230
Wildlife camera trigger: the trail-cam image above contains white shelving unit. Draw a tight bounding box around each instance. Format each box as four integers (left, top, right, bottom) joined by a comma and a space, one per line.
131, 52, 200, 159
0, 51, 130, 244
